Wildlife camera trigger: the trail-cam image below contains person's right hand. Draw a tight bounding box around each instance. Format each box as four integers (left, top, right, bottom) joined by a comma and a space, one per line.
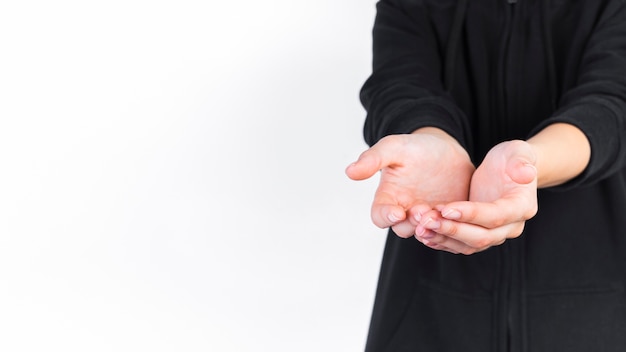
345, 128, 475, 238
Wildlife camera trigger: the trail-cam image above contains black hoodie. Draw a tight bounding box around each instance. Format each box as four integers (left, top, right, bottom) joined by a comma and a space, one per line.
361, 1, 626, 351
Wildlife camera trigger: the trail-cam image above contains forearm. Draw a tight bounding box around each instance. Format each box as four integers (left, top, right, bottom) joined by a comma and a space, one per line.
362, 0, 472, 148
412, 126, 459, 141
527, 123, 591, 188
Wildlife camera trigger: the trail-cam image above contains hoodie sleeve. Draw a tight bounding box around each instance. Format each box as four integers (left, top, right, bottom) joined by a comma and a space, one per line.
529, 1, 626, 189
360, 0, 472, 150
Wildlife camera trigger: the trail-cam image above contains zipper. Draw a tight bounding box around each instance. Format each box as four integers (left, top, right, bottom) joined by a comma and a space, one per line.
496, 2, 518, 351
494, 2, 514, 144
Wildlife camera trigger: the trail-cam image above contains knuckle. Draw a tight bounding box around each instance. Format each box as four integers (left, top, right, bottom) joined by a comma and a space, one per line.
371, 217, 384, 228
471, 236, 492, 249
509, 222, 526, 239
487, 217, 506, 229
374, 222, 387, 229
465, 206, 479, 222
461, 247, 477, 255
442, 221, 459, 237
371, 209, 388, 228
371, 215, 388, 229
524, 204, 538, 220
392, 227, 413, 238
424, 241, 440, 250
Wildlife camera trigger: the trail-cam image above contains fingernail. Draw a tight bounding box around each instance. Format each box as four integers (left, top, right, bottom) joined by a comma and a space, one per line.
442, 209, 461, 220
388, 212, 401, 223
422, 218, 440, 230
416, 225, 434, 239
524, 163, 537, 171
420, 229, 435, 239
414, 212, 422, 222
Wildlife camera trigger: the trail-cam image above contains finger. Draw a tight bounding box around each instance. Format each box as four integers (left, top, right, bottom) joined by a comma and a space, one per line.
391, 220, 417, 238
426, 232, 491, 255
414, 234, 460, 254
371, 202, 406, 229
415, 222, 437, 239
439, 198, 536, 229
415, 208, 443, 230
414, 220, 460, 253
424, 218, 525, 250
408, 203, 433, 225
423, 233, 473, 254
345, 136, 403, 180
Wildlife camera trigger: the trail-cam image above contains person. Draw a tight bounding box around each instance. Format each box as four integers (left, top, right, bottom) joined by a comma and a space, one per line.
346, 0, 626, 351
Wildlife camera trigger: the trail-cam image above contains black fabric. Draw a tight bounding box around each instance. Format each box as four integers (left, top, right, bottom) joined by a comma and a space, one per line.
361, 1, 626, 351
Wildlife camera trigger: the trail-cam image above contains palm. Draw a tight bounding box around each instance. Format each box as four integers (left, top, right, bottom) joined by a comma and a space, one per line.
346, 132, 474, 237
469, 141, 537, 209
377, 139, 473, 208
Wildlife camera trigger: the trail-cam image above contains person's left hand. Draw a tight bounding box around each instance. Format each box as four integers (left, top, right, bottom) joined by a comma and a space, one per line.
414, 140, 539, 254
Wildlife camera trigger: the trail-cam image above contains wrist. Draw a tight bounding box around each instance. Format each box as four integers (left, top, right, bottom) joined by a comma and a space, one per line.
526, 123, 590, 188
411, 127, 470, 159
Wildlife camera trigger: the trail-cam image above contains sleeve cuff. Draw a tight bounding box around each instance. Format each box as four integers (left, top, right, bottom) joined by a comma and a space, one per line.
527, 99, 622, 190
368, 98, 473, 157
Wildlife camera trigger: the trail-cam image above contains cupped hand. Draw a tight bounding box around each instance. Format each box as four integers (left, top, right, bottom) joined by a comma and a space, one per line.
346, 128, 475, 238
415, 140, 538, 254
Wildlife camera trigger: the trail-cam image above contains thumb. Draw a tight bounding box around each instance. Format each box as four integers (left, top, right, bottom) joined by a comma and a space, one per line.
506, 157, 537, 185
345, 151, 382, 181
502, 141, 538, 185
345, 137, 400, 180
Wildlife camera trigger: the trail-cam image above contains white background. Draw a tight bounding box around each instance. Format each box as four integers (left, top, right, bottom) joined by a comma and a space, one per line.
0, 1, 386, 351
